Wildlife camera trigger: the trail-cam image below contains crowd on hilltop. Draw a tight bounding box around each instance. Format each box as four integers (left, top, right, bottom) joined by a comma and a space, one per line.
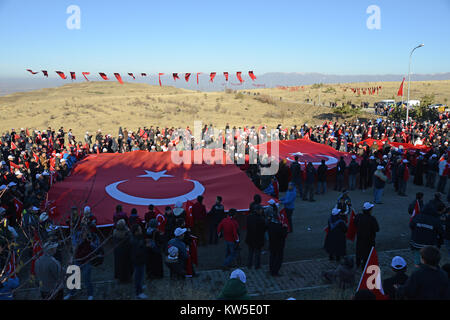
1, 112, 450, 300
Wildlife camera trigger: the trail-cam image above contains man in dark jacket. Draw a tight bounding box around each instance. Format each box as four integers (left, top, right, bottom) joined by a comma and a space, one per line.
408, 192, 424, 216
396, 246, 449, 300
324, 208, 347, 261
425, 154, 438, 188
208, 196, 225, 245
130, 224, 148, 299
359, 155, 370, 191
354, 202, 379, 269
317, 159, 328, 194
303, 162, 316, 201
409, 203, 445, 266
192, 195, 207, 246
268, 213, 288, 276
335, 156, 346, 192
289, 155, 303, 198
245, 203, 267, 269
348, 156, 359, 191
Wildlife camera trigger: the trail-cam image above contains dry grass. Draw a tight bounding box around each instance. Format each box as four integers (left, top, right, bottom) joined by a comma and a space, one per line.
0, 80, 449, 138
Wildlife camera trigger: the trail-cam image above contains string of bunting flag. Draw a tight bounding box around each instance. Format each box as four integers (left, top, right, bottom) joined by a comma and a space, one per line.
25, 69, 258, 86
341, 86, 383, 95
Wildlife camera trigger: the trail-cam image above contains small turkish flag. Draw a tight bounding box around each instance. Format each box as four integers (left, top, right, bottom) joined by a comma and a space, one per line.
356, 247, 389, 300
55, 71, 67, 79
223, 72, 229, 81
184, 200, 194, 228
11, 141, 17, 150
346, 209, 357, 241
210, 72, 216, 82
410, 200, 420, 221
279, 208, 291, 232
173, 73, 180, 81
70, 72, 76, 80
99, 72, 109, 80
248, 71, 256, 81
185, 73, 191, 82
114, 73, 124, 84
128, 73, 135, 80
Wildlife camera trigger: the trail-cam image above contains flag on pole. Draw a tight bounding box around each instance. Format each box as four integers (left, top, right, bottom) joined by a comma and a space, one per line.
356, 247, 389, 300
397, 78, 405, 96
158, 73, 164, 86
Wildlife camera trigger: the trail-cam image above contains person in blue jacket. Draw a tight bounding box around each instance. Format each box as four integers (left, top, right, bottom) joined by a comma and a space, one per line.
280, 182, 296, 233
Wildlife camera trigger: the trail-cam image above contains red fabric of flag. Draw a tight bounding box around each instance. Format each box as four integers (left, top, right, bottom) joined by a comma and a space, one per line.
141, 73, 147, 77
410, 200, 420, 222
99, 73, 108, 80
70, 72, 76, 80
196, 72, 202, 84
236, 71, 244, 83
223, 72, 229, 81
173, 73, 179, 81
185, 73, 191, 82
55, 71, 67, 79
346, 209, 357, 241
128, 73, 135, 80
42, 70, 48, 77
11, 141, 17, 150
210, 72, 216, 82
158, 73, 164, 86
248, 71, 256, 81
356, 247, 389, 300
279, 208, 291, 232
82, 72, 90, 81
114, 73, 124, 84
26, 69, 38, 74
397, 78, 405, 96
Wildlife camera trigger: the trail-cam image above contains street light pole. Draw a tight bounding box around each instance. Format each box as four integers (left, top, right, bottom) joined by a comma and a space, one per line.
406, 43, 424, 123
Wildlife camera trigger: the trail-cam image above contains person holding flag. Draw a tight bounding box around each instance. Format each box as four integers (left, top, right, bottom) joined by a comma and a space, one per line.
324, 207, 348, 262
354, 202, 379, 269
408, 192, 424, 221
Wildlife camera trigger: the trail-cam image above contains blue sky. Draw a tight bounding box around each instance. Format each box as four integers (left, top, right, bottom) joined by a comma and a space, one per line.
0, 0, 449, 78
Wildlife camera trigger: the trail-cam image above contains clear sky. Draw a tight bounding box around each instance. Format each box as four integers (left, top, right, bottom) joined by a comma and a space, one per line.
0, 0, 449, 78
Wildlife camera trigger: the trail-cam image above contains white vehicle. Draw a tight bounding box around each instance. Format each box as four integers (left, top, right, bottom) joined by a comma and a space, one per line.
380, 99, 395, 105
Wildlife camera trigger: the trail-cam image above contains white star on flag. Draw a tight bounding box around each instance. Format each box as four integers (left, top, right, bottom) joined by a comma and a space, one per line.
138, 170, 173, 181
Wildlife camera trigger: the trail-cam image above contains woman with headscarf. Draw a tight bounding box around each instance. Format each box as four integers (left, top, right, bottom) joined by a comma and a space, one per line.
324, 208, 348, 262
113, 219, 133, 283
217, 269, 251, 300
145, 218, 164, 279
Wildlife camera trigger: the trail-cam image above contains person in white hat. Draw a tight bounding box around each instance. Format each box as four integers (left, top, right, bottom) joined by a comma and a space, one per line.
324, 207, 348, 262
382, 256, 408, 300
354, 202, 379, 269
373, 165, 387, 204
398, 158, 409, 196
217, 268, 250, 300
348, 155, 359, 191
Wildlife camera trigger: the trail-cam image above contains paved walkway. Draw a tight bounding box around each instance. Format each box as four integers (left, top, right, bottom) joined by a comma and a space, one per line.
18, 247, 446, 300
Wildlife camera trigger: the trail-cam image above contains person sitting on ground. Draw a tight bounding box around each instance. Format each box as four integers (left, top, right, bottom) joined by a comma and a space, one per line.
322, 256, 355, 289
217, 268, 251, 300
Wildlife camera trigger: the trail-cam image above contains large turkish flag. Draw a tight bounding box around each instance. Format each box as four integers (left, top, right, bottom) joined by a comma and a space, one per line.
257, 138, 353, 169
47, 150, 272, 227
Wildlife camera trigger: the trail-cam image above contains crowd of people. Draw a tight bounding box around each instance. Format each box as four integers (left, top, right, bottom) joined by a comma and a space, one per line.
1, 111, 450, 300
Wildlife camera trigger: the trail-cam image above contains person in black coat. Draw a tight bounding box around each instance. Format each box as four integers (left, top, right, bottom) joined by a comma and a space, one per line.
396, 246, 449, 300
413, 156, 425, 186
268, 213, 288, 277
335, 157, 346, 192
245, 202, 267, 269
130, 224, 148, 299
112, 219, 133, 283
324, 208, 348, 262
303, 162, 316, 201
145, 219, 164, 279
208, 196, 225, 245
317, 159, 328, 195
354, 202, 379, 269
367, 156, 377, 188
276, 159, 291, 193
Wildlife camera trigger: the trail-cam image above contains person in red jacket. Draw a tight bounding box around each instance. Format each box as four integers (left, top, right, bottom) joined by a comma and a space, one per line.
217, 209, 240, 270
191, 196, 207, 246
